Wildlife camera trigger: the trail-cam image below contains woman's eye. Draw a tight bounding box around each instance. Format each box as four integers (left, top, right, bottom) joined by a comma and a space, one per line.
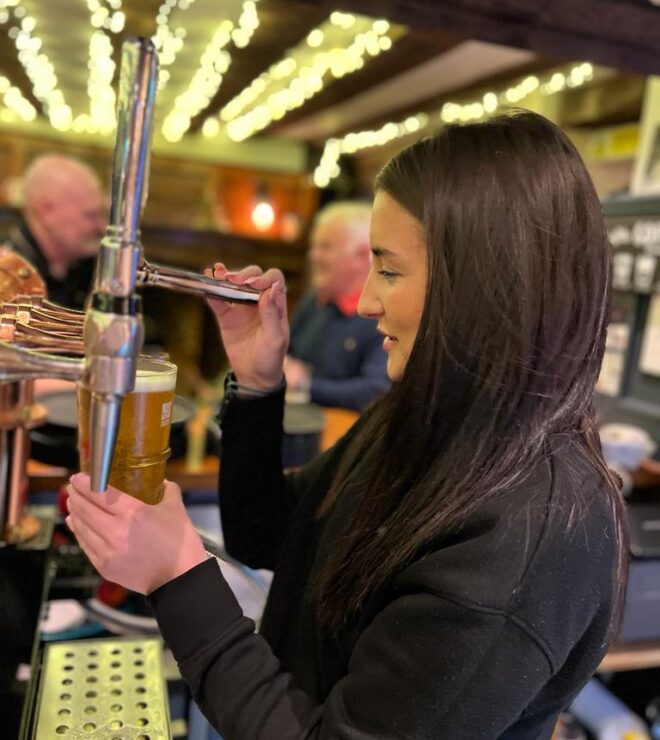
378, 270, 399, 282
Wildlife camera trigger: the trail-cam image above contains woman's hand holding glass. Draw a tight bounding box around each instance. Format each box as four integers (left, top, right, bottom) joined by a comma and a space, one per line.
66, 473, 207, 595
205, 263, 289, 390
67, 263, 287, 595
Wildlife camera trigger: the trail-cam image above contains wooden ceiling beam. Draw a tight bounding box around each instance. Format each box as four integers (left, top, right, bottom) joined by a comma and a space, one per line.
292, 0, 660, 75
319, 55, 559, 143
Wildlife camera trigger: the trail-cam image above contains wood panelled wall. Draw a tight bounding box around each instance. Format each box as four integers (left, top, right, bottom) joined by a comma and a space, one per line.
0, 130, 231, 229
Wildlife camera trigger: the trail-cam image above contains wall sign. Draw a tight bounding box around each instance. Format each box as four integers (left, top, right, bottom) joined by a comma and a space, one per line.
607, 217, 660, 293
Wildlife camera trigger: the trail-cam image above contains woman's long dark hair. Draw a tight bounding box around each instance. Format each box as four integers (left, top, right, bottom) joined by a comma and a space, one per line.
314, 111, 628, 631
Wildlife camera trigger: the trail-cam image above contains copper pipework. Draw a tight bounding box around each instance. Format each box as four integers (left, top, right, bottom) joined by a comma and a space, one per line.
0, 251, 47, 544
0, 297, 85, 355
0, 249, 45, 302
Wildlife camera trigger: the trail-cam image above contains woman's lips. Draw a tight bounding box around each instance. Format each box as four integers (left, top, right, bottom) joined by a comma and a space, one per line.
381, 333, 398, 351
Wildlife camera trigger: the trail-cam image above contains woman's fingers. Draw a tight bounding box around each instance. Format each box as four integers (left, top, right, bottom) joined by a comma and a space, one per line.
207, 264, 261, 315
209, 262, 229, 280
66, 492, 115, 549
70, 517, 107, 571
208, 263, 284, 289
207, 264, 288, 327
258, 279, 288, 336
217, 264, 263, 284
212, 264, 286, 292
69, 473, 124, 516
244, 267, 285, 292
207, 264, 285, 294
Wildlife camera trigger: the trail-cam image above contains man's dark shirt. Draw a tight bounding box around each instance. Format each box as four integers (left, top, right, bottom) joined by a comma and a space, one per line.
5, 221, 96, 309
288, 291, 390, 411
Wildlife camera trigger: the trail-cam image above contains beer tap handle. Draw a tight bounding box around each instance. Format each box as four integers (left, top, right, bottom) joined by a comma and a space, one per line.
41, 300, 85, 319
137, 260, 260, 304
0, 341, 83, 381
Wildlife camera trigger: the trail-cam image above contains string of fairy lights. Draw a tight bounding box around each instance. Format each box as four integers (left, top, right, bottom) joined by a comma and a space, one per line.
204, 12, 395, 143
0, 73, 35, 123
87, 0, 125, 32
82, 30, 117, 135
0, 3, 395, 145
0, 0, 125, 133
82, 1, 125, 136
153, 0, 198, 93
161, 0, 261, 142
0, 0, 69, 128
313, 62, 595, 187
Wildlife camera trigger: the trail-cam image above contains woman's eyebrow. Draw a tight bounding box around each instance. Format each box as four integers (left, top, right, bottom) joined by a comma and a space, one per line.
371, 246, 397, 258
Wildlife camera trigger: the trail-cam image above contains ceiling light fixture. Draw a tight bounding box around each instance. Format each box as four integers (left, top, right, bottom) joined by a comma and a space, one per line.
313, 62, 595, 187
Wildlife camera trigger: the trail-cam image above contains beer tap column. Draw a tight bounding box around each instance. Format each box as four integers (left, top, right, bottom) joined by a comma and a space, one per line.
83, 37, 158, 493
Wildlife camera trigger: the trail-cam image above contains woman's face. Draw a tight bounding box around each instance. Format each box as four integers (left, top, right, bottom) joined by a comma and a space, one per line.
358, 191, 427, 382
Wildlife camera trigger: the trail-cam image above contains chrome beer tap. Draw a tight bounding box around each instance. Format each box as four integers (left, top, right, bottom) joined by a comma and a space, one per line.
82, 37, 157, 493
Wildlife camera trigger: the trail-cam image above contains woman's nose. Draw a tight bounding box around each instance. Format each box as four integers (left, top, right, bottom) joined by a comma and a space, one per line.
357, 271, 382, 319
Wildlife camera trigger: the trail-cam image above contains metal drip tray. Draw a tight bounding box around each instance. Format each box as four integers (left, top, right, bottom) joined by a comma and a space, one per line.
31, 637, 171, 739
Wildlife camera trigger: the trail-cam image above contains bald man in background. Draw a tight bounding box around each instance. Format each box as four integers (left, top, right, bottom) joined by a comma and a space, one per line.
5, 154, 105, 309
285, 201, 390, 411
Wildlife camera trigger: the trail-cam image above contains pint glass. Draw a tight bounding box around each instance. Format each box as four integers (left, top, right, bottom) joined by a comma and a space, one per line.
77, 357, 177, 504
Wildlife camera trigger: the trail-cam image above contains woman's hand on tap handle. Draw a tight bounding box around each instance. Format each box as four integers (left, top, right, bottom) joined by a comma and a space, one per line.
205, 263, 288, 391
65, 473, 207, 595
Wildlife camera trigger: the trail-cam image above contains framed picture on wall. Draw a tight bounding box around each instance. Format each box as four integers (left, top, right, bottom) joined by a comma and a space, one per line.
596, 293, 635, 397
640, 293, 660, 377
635, 124, 660, 195
643, 127, 660, 191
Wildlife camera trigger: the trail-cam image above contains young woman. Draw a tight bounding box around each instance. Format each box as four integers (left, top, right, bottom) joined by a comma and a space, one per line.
67, 111, 627, 739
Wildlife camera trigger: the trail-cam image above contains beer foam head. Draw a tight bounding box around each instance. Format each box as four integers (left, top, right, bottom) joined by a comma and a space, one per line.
134, 358, 177, 393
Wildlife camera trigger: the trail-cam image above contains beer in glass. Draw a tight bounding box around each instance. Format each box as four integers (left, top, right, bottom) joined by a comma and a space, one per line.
77, 357, 177, 504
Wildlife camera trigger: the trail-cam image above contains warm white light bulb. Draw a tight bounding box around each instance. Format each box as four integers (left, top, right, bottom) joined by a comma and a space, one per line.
252, 201, 275, 231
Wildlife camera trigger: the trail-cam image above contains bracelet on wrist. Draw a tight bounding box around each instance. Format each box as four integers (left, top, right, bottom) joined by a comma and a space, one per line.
225, 372, 285, 400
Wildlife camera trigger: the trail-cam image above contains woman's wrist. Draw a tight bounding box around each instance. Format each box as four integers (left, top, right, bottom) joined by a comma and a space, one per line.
147, 537, 207, 594
226, 372, 285, 399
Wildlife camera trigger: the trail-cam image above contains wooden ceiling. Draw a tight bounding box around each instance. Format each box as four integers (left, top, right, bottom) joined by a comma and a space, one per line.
314, 0, 660, 75
0, 0, 656, 156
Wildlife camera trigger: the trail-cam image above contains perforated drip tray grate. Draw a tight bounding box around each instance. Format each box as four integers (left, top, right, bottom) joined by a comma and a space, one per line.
32, 636, 171, 739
